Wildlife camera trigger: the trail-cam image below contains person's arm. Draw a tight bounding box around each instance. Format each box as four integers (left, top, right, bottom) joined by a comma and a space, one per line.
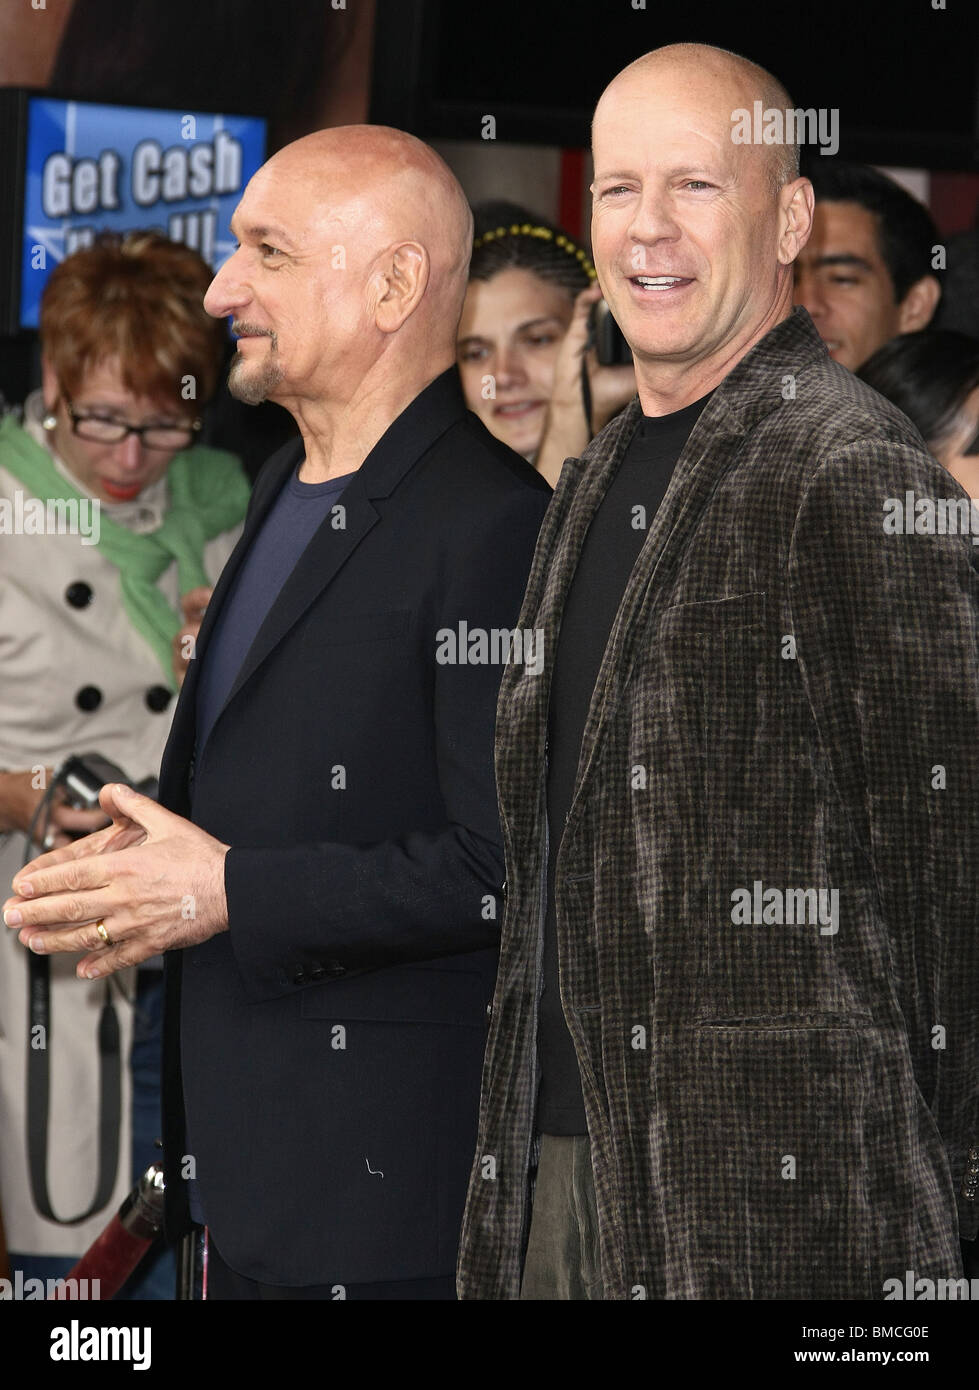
534, 283, 635, 488
224, 487, 549, 1000
788, 440, 979, 1239
0, 768, 107, 843
4, 489, 549, 986
171, 586, 212, 687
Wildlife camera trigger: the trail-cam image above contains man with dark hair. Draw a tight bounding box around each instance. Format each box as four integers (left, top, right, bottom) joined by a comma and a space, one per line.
859, 329, 979, 497
794, 161, 941, 370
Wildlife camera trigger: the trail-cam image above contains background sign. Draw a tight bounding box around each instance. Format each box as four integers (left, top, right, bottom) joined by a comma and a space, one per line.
19, 98, 266, 328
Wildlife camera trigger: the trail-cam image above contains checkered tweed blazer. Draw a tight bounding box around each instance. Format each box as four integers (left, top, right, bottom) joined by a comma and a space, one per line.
456, 307, 979, 1300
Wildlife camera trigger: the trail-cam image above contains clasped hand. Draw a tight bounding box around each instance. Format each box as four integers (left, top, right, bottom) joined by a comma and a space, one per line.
2, 783, 229, 979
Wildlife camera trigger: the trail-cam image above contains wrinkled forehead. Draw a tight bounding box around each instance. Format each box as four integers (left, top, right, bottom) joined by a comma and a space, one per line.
593, 70, 764, 183
234, 157, 366, 243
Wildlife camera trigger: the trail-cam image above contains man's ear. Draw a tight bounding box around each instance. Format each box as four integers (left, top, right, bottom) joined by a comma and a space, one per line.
897, 274, 941, 333
372, 242, 429, 334
777, 177, 815, 266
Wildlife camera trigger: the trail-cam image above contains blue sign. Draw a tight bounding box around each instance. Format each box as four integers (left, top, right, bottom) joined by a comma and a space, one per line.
20, 98, 266, 328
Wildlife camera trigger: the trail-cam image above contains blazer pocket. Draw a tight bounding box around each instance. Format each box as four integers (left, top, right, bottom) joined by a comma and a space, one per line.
300, 965, 488, 1027
696, 1011, 874, 1030
314, 609, 411, 646
659, 589, 767, 634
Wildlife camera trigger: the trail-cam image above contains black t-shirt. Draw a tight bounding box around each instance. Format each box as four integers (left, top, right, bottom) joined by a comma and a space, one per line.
537, 394, 712, 1134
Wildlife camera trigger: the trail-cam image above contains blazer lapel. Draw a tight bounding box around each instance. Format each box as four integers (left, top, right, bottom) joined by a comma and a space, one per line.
193, 445, 301, 667
165, 441, 301, 768
195, 366, 468, 744
563, 308, 827, 838
495, 402, 640, 854
561, 394, 750, 840
219, 469, 381, 713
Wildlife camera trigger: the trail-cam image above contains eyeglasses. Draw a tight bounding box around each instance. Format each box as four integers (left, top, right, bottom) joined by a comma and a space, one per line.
63, 394, 202, 451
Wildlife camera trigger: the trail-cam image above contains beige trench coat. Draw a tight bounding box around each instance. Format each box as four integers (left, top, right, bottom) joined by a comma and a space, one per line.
0, 393, 242, 1256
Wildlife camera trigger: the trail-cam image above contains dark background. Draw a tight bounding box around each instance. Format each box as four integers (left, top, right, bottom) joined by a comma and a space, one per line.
373, 0, 979, 168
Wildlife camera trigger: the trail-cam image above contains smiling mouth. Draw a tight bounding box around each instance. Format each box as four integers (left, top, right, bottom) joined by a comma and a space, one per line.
629, 275, 694, 292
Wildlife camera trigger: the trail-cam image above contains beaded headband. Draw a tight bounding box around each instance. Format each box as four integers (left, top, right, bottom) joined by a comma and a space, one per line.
472, 222, 597, 280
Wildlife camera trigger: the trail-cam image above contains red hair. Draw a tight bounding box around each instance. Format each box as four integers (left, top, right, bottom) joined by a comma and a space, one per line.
39, 231, 226, 406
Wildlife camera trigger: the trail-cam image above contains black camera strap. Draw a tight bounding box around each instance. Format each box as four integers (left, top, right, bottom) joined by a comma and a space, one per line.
580, 329, 595, 437
26, 949, 122, 1225
580, 357, 594, 437
20, 767, 124, 1224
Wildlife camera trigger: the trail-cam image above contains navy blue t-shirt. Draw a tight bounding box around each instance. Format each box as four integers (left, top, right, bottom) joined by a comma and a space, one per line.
195, 463, 352, 759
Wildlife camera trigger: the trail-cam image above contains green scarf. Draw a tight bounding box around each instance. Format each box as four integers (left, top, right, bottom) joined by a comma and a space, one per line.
0, 413, 251, 689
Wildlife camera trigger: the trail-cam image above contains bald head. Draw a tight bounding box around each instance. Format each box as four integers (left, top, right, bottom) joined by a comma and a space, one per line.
596, 44, 799, 195
262, 124, 473, 318
207, 124, 474, 415
587, 41, 813, 407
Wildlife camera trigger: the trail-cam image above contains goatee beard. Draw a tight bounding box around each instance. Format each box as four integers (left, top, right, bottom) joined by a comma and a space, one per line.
227, 352, 285, 406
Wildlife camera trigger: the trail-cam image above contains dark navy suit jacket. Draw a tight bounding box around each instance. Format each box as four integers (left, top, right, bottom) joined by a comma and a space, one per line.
159, 368, 551, 1285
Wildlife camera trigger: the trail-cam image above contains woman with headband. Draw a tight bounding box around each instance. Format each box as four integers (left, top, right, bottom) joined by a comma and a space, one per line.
457, 201, 636, 487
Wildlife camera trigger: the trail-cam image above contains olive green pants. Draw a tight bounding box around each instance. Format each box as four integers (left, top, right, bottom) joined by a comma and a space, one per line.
519, 1134, 604, 1300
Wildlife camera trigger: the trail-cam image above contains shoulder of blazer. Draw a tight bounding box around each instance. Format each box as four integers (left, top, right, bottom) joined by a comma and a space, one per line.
689, 305, 922, 458
427, 410, 554, 502
376, 395, 553, 534
712, 310, 929, 483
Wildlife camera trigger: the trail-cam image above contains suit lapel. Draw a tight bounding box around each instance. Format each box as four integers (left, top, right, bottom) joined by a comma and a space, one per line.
501, 393, 738, 848
189, 366, 468, 750
166, 441, 301, 767
194, 445, 301, 666
495, 404, 639, 852
561, 396, 749, 839
505, 309, 826, 855
562, 308, 827, 838
219, 468, 381, 713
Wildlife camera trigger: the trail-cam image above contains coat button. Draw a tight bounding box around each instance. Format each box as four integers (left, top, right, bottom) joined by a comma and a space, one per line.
145, 685, 172, 713
485, 1002, 493, 1021
325, 959, 346, 977
75, 685, 102, 712
963, 1148, 979, 1200
65, 581, 93, 608
292, 967, 307, 985
309, 964, 326, 981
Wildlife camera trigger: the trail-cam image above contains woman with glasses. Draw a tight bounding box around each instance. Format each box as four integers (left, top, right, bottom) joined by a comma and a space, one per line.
0, 231, 249, 1297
